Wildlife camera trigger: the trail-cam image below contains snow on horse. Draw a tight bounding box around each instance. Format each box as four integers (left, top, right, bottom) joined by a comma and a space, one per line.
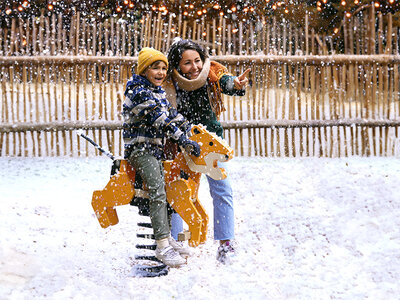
91, 125, 234, 247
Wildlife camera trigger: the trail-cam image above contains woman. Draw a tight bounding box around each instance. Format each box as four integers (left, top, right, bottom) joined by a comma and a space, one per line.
164, 39, 250, 264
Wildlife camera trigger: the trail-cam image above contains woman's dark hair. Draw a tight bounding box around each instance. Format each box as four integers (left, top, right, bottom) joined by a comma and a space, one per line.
167, 39, 209, 75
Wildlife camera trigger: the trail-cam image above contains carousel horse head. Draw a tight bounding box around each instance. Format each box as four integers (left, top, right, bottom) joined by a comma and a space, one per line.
182, 125, 234, 180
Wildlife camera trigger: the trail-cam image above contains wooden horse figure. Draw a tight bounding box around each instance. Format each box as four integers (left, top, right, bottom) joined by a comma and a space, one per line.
91, 125, 234, 247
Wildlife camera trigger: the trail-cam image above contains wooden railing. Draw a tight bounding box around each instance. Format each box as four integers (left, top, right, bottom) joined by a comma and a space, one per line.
1, 7, 400, 157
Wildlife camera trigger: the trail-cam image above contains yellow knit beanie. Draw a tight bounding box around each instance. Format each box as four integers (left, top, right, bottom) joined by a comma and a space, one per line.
137, 47, 168, 75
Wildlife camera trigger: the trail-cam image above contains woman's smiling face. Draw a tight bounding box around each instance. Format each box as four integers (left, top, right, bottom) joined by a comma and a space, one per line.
178, 50, 203, 80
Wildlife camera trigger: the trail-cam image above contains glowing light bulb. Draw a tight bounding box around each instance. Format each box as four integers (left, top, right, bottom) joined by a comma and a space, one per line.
48, 4, 53, 10
22, 1, 29, 8
183, 11, 188, 16
341, 1, 346, 6
5, 8, 12, 14
116, 6, 121, 12
189, 4, 194, 9
219, 11, 224, 16
213, 4, 220, 9
18, 5, 23, 12
374, 2, 380, 7
202, 9, 206, 13
346, 12, 351, 18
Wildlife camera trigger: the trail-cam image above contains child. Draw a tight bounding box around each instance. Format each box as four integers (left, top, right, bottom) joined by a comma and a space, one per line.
122, 47, 200, 267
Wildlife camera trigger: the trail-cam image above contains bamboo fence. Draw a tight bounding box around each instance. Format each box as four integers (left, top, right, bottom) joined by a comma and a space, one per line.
1, 7, 400, 157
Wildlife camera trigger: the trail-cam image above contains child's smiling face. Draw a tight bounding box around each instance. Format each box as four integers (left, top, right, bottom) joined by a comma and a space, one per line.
143, 61, 168, 86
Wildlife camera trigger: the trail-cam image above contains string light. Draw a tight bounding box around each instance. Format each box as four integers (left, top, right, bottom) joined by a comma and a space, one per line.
129, 2, 134, 8
22, 1, 29, 8
123, 0, 128, 5
346, 12, 352, 18
48, 4, 54, 10
116, 6, 121, 12
183, 11, 188, 16
18, 5, 24, 12
213, 4, 220, 9
374, 2, 380, 8
341, 1, 346, 6
5, 8, 12, 15
189, 4, 194, 9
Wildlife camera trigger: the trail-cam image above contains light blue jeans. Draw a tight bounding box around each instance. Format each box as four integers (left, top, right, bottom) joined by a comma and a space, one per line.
171, 164, 234, 241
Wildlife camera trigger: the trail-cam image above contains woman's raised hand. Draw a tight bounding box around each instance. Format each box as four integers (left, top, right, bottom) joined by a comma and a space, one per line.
234, 68, 251, 90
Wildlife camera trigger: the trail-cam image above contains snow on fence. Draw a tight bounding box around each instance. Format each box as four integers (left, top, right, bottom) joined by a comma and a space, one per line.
1, 8, 400, 157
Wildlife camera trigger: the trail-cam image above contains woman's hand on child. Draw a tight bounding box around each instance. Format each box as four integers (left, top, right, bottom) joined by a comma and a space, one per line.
234, 68, 251, 90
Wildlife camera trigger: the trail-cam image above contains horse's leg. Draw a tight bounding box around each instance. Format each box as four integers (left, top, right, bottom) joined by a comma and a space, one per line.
166, 179, 203, 247
192, 198, 208, 244
91, 161, 136, 228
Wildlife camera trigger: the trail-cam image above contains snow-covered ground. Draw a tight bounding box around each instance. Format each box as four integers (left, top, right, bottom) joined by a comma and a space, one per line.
1, 156, 400, 299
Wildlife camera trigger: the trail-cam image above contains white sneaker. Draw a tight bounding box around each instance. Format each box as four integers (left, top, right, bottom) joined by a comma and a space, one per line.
155, 245, 186, 268
168, 236, 193, 258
